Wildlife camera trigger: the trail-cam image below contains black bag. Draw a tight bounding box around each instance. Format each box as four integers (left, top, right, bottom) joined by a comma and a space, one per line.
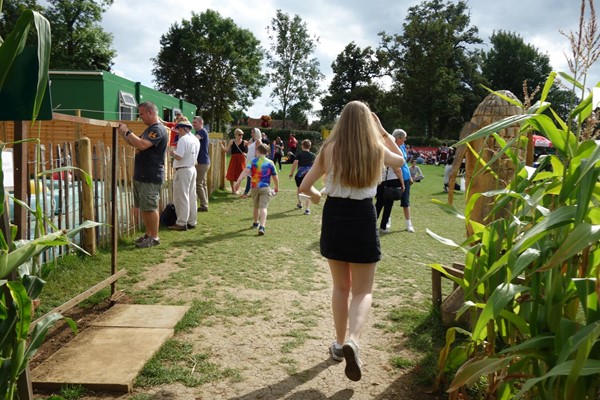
383, 186, 403, 201
160, 203, 177, 227
383, 168, 403, 201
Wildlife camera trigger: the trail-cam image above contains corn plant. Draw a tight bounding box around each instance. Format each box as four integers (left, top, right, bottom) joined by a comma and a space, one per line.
0, 3, 101, 399
428, 38, 600, 400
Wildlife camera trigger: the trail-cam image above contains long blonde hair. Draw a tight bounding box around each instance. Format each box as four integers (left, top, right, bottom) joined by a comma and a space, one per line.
321, 101, 384, 188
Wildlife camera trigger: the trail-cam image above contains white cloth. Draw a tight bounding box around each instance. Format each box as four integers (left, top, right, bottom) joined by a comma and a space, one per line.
172, 132, 200, 226
173, 167, 197, 226
246, 141, 257, 166
173, 133, 200, 169
322, 170, 377, 200
444, 164, 452, 185
381, 167, 399, 182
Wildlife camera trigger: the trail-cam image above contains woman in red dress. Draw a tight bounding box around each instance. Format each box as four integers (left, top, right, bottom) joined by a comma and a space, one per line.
221, 129, 247, 194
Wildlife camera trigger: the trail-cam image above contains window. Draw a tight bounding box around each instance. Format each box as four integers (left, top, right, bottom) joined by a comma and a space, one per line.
119, 91, 137, 121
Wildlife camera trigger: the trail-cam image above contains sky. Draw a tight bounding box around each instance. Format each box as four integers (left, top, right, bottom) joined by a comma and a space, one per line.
99, 0, 600, 119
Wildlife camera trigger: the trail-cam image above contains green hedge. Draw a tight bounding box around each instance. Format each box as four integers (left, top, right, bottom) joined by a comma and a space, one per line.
406, 136, 458, 148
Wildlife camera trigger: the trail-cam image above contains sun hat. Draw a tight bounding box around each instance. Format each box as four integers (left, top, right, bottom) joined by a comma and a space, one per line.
175, 119, 192, 129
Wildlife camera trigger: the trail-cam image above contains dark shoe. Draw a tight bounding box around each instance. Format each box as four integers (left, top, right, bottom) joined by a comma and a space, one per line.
330, 342, 344, 362
186, 223, 196, 229
252, 222, 259, 229
134, 234, 148, 244
168, 224, 187, 231
258, 226, 265, 235
135, 237, 160, 248
342, 339, 362, 381
198, 206, 208, 212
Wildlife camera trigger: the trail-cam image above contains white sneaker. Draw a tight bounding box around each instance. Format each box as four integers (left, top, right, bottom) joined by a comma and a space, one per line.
386, 217, 391, 230
407, 225, 415, 233
379, 227, 390, 234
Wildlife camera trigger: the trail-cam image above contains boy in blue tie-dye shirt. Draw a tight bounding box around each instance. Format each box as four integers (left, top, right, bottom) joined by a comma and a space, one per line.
234, 144, 279, 235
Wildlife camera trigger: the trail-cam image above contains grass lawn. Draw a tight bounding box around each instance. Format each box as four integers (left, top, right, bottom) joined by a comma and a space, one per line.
37, 161, 467, 396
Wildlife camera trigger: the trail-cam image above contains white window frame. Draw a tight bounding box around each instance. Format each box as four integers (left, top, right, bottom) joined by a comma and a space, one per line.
119, 91, 138, 121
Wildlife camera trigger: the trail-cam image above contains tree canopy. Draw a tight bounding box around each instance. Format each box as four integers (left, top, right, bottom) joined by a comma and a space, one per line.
152, 9, 266, 132
482, 30, 553, 98
266, 9, 324, 129
46, 0, 116, 71
379, 0, 484, 138
320, 42, 384, 122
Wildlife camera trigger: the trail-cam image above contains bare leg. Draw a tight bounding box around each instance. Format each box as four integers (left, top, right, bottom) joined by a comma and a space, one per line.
142, 210, 160, 239
347, 262, 377, 344
403, 206, 411, 221
304, 198, 311, 210
328, 259, 351, 345
252, 207, 259, 225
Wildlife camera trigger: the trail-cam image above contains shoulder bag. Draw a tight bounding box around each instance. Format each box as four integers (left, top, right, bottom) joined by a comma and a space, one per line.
383, 168, 403, 201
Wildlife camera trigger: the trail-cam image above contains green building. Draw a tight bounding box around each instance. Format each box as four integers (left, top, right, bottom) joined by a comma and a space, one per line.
49, 70, 197, 122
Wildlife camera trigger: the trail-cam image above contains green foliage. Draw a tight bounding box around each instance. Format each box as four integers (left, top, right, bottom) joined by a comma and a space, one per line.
45, 0, 116, 70
428, 74, 600, 398
320, 42, 384, 121
378, 0, 485, 138
0, 0, 44, 41
153, 9, 266, 133
0, 4, 101, 397
266, 9, 324, 129
481, 30, 576, 121
482, 30, 552, 99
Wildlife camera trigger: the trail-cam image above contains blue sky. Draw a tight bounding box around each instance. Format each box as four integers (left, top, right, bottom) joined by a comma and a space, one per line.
100, 0, 600, 119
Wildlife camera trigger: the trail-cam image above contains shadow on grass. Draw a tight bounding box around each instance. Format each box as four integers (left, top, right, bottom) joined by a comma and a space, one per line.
385, 306, 447, 392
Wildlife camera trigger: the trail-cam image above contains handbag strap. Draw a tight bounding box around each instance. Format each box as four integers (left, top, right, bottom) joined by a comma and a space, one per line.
383, 167, 390, 187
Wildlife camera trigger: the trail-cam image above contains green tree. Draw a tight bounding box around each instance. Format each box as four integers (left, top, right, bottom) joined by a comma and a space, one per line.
0, 0, 44, 37
152, 9, 266, 132
320, 42, 384, 122
45, 0, 116, 70
379, 0, 484, 138
266, 9, 324, 129
482, 30, 553, 98
482, 30, 575, 120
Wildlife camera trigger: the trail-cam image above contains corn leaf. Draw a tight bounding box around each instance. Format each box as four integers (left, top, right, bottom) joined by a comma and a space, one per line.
514, 360, 600, 399
447, 356, 515, 392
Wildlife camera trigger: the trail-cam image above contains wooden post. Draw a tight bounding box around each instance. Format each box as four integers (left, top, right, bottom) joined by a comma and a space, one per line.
13, 121, 28, 240
77, 137, 96, 255
111, 127, 118, 296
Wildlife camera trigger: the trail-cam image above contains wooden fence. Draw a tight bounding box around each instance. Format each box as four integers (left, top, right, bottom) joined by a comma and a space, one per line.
1, 113, 226, 257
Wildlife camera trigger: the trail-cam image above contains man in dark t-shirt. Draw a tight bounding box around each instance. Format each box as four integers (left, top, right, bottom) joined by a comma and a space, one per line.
119, 102, 168, 248
289, 139, 316, 214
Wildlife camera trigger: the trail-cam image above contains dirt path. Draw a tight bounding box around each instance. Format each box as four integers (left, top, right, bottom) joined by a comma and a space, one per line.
30, 169, 464, 400
32, 244, 445, 400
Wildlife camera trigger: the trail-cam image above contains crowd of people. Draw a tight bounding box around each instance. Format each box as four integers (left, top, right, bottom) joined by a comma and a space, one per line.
120, 100, 454, 383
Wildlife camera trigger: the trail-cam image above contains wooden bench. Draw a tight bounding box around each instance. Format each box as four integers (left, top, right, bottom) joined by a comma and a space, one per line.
432, 262, 526, 310
432, 262, 465, 310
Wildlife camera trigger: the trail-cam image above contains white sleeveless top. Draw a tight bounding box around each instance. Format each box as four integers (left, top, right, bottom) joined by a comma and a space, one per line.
322, 170, 377, 200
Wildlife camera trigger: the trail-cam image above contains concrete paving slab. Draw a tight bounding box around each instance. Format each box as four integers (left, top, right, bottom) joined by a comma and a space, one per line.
31, 304, 190, 393
91, 304, 189, 329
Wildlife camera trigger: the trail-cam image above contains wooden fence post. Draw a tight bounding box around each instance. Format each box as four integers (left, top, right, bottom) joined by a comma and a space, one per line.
77, 137, 96, 255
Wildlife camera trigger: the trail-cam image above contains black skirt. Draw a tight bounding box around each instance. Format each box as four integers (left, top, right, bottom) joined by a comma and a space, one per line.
320, 196, 381, 263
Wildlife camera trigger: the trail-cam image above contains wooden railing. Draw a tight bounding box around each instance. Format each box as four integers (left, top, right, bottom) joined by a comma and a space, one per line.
2, 113, 226, 258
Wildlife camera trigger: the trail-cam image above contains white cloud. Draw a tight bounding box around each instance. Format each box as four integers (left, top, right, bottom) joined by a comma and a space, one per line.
100, 0, 600, 119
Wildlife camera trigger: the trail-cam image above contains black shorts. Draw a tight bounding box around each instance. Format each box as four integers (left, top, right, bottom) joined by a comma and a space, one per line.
320, 196, 381, 264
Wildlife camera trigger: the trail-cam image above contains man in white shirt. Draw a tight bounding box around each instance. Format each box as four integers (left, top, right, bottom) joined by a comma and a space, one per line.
170, 120, 200, 230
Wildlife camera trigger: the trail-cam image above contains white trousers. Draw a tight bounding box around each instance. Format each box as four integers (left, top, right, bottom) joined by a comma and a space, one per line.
173, 167, 198, 226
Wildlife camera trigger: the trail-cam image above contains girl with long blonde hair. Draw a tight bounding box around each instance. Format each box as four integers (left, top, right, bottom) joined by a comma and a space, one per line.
299, 101, 404, 382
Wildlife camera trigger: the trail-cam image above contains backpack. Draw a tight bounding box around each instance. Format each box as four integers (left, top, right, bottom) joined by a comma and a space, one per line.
160, 203, 177, 227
